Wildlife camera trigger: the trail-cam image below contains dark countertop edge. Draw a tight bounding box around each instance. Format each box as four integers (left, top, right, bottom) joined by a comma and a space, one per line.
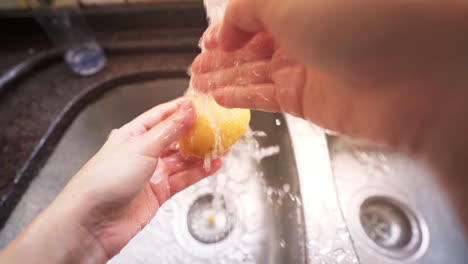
0, 42, 200, 96
0, 46, 195, 230
0, 1, 204, 18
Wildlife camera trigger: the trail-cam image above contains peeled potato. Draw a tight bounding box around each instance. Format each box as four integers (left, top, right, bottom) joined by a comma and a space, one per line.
179, 95, 250, 158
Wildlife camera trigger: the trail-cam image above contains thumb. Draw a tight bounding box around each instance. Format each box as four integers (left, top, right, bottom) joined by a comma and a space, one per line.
132, 101, 196, 158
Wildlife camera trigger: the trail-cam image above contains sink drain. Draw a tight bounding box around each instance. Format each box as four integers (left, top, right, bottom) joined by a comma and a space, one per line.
187, 194, 235, 243
359, 196, 425, 259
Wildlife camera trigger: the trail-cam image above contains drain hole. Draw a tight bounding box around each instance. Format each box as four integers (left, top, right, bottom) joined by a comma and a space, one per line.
187, 194, 235, 243
359, 196, 424, 259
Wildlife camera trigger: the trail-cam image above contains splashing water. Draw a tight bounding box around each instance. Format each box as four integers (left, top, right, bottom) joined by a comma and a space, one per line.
114, 0, 304, 262
183, 0, 253, 183
110, 129, 286, 263
203, 0, 229, 25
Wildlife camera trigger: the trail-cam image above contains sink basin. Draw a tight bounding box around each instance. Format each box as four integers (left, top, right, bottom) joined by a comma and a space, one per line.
327, 137, 468, 264
0, 78, 316, 263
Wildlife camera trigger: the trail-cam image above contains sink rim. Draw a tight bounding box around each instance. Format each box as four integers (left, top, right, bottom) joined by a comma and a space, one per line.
0, 66, 193, 231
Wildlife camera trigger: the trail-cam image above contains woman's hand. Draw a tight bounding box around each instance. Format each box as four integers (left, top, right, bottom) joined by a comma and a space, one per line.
193, 26, 464, 154
0, 98, 221, 263
192, 20, 468, 231
215, 0, 468, 85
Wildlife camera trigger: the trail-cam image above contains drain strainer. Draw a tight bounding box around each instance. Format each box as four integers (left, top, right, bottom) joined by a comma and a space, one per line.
187, 194, 235, 243
359, 196, 424, 259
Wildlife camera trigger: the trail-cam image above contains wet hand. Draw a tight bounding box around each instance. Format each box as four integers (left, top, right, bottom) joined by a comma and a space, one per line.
192, 20, 468, 233
64, 98, 222, 258
192, 26, 307, 117
0, 98, 221, 263
192, 24, 466, 159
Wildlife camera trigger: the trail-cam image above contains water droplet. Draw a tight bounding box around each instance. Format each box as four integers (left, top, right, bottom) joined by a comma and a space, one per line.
333, 248, 346, 263
319, 247, 331, 255
337, 228, 350, 241
203, 157, 212, 171
337, 253, 346, 263
295, 196, 302, 206
279, 239, 286, 248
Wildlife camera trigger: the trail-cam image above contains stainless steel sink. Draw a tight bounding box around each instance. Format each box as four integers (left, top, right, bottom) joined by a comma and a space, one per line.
327, 137, 468, 264
0, 78, 466, 263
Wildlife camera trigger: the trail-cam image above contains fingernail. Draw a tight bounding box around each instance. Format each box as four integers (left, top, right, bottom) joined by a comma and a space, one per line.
204, 24, 220, 50
172, 101, 192, 118
172, 101, 196, 130
179, 101, 195, 116
212, 90, 233, 108
182, 100, 193, 109
151, 162, 166, 184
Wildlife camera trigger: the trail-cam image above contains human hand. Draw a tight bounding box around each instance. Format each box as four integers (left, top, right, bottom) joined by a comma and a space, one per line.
191, 21, 468, 231
214, 0, 468, 84
193, 25, 462, 154
0, 98, 221, 263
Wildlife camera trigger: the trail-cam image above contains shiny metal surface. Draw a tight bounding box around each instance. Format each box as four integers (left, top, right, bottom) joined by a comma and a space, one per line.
285, 115, 359, 263
186, 194, 235, 244
359, 196, 422, 259
328, 136, 468, 264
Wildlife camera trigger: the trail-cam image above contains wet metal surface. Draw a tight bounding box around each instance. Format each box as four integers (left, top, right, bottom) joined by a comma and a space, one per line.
328, 137, 468, 263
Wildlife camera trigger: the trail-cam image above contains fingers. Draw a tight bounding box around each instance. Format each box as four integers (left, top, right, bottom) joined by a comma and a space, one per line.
149, 153, 200, 205
192, 33, 274, 75
191, 31, 276, 113
271, 65, 308, 117
169, 159, 222, 196
192, 44, 307, 115
159, 148, 177, 158
193, 60, 272, 93
119, 97, 187, 137
132, 101, 196, 159
219, 0, 267, 51
202, 23, 221, 50
219, 23, 257, 52
213, 83, 280, 112
159, 152, 199, 176
150, 158, 222, 205
149, 161, 171, 207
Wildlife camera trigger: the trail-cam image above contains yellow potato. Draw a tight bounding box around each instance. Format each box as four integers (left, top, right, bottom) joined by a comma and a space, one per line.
179, 95, 250, 158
